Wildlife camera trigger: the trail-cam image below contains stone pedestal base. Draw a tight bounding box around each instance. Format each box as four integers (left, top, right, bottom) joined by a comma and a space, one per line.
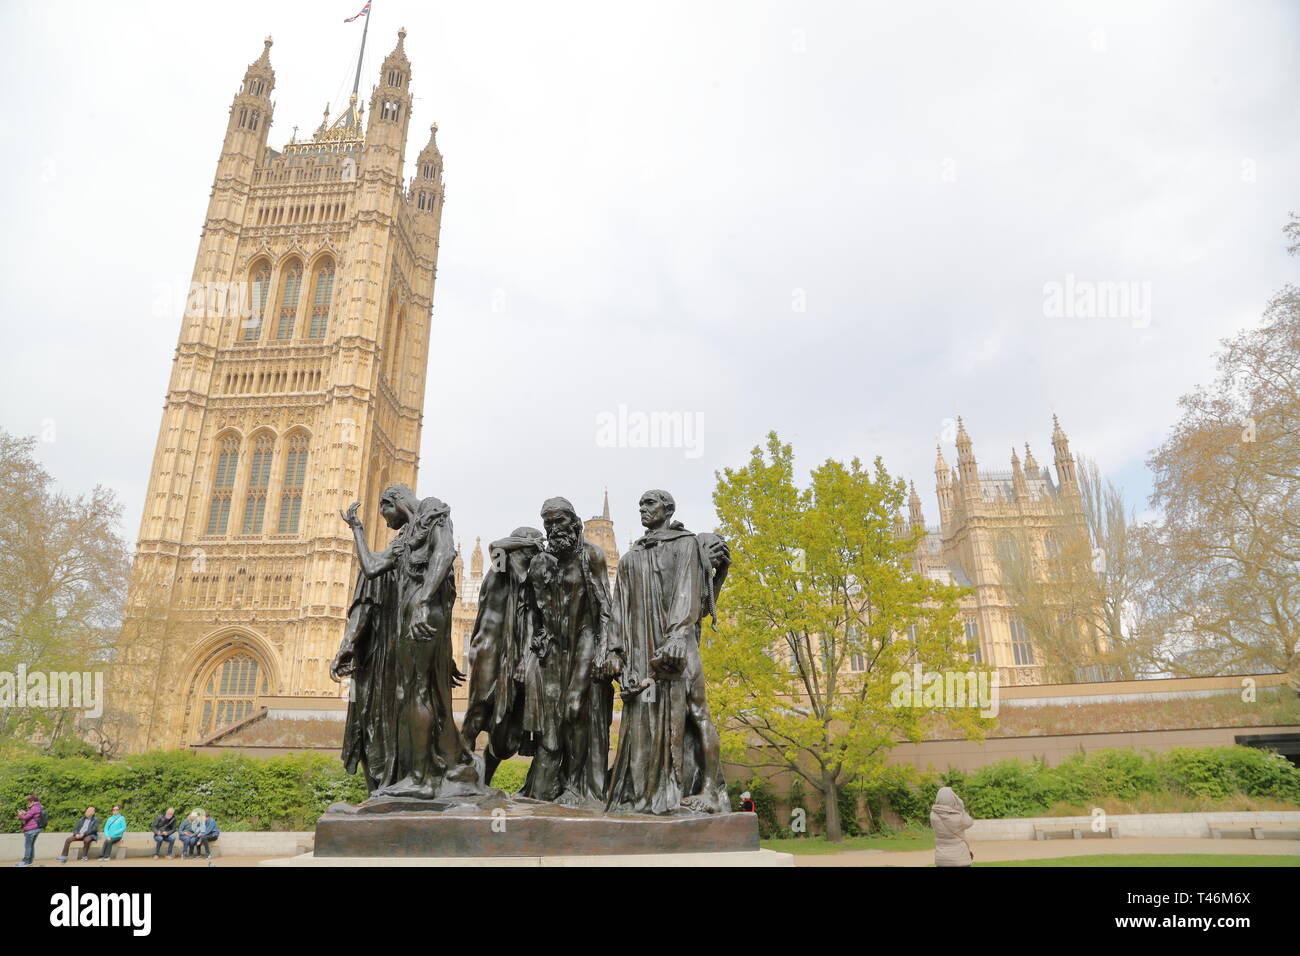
263, 849, 791, 867
312, 793, 760, 858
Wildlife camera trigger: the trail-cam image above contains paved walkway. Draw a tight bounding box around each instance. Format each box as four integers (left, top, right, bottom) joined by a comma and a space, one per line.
794, 837, 1300, 867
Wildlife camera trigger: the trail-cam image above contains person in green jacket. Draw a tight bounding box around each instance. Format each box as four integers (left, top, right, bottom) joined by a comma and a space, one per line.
97, 805, 127, 861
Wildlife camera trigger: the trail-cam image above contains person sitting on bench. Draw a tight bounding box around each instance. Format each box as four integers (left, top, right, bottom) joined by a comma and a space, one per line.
193, 809, 220, 859
57, 807, 99, 862
151, 807, 179, 858
98, 805, 127, 861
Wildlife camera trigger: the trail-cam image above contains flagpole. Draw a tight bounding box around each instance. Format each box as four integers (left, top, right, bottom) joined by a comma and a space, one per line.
351, 2, 372, 104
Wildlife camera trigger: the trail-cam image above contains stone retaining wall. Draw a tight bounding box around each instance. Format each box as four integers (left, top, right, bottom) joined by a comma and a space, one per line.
968, 811, 1300, 840
1, 830, 313, 862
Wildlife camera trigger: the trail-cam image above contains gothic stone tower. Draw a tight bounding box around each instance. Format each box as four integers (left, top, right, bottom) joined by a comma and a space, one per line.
920, 417, 1087, 686
115, 31, 446, 750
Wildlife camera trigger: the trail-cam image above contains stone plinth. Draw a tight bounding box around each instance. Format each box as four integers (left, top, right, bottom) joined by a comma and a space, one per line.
313, 793, 760, 858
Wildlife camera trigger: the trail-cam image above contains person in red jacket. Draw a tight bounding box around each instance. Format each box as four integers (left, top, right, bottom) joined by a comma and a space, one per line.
16, 794, 44, 867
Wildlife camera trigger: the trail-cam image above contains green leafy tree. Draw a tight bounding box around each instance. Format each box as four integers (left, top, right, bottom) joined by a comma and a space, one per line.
706, 433, 991, 841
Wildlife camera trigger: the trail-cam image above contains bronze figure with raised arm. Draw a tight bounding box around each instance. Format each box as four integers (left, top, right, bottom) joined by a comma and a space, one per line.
330, 485, 482, 800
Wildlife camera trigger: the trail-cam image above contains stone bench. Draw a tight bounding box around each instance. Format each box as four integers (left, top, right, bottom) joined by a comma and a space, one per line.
1207, 821, 1300, 840
1032, 822, 1117, 840
99, 839, 221, 859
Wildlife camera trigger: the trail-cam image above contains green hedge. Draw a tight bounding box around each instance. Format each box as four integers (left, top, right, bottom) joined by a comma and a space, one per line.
0, 750, 368, 832
746, 746, 1300, 836
7, 745, 1296, 834
950, 747, 1300, 819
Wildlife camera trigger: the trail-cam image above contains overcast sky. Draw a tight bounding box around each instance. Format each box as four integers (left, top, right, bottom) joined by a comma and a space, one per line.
1, 0, 1297, 554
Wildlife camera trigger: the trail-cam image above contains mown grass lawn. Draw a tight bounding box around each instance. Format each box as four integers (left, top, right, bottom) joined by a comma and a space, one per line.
977, 854, 1300, 867
761, 831, 935, 854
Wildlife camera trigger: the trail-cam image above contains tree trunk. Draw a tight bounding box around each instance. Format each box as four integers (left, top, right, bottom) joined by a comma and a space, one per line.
823, 772, 843, 842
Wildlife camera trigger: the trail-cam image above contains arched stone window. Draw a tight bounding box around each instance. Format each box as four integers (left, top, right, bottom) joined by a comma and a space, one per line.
241, 433, 274, 534
243, 261, 271, 341
275, 260, 303, 339
195, 651, 268, 737
277, 432, 309, 534
308, 260, 334, 338
205, 433, 240, 535
383, 295, 404, 386
1010, 618, 1036, 666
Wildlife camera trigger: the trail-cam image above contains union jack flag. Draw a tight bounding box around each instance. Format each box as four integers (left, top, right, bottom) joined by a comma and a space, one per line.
344, 2, 370, 22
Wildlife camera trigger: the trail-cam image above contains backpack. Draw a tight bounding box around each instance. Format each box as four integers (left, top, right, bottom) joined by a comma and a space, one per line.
36, 808, 48, 829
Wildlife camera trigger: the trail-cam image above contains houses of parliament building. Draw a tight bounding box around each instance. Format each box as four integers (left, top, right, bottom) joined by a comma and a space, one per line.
111, 32, 1087, 753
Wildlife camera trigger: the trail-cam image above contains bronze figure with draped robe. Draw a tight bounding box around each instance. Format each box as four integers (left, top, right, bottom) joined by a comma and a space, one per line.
606, 489, 732, 815
330, 485, 482, 800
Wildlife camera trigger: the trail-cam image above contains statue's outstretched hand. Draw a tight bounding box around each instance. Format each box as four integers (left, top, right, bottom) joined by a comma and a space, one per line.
705, 537, 730, 570
340, 502, 363, 529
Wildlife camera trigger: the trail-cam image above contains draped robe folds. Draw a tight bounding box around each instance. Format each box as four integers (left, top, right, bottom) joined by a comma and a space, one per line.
340, 496, 473, 796
606, 525, 729, 815
463, 541, 538, 761
518, 540, 614, 805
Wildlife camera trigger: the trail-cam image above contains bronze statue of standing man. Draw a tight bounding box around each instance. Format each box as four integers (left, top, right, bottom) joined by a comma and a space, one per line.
516, 497, 619, 806
605, 490, 732, 815
330, 485, 481, 800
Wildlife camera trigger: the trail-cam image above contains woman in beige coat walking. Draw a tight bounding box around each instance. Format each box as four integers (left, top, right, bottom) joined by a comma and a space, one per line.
931, 786, 974, 867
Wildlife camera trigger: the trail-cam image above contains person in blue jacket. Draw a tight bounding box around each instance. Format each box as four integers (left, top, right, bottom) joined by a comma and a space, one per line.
98, 805, 127, 861
192, 809, 220, 860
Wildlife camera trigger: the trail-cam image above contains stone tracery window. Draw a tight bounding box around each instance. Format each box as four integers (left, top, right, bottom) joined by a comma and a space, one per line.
243, 261, 271, 340
278, 433, 308, 534
205, 434, 240, 535
275, 261, 303, 339
1009, 618, 1036, 666
196, 652, 268, 738
241, 433, 274, 534
308, 261, 334, 338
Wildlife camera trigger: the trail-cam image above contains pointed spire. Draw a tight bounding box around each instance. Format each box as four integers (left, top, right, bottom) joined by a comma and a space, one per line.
934, 444, 948, 475
1011, 446, 1029, 500
955, 416, 978, 495
1024, 442, 1039, 474
955, 415, 971, 452
242, 35, 275, 88
382, 27, 411, 70
1052, 415, 1077, 489
602, 487, 610, 520
416, 124, 443, 177
908, 481, 925, 529
470, 536, 484, 576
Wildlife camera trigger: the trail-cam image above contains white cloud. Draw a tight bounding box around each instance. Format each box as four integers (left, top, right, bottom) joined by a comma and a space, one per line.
0, 0, 1296, 548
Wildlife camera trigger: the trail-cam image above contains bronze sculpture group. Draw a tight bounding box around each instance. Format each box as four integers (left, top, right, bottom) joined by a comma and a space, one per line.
329, 487, 733, 816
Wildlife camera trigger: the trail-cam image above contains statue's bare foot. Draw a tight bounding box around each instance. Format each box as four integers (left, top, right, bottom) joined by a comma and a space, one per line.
556, 788, 588, 808
375, 776, 438, 800
682, 786, 728, 814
